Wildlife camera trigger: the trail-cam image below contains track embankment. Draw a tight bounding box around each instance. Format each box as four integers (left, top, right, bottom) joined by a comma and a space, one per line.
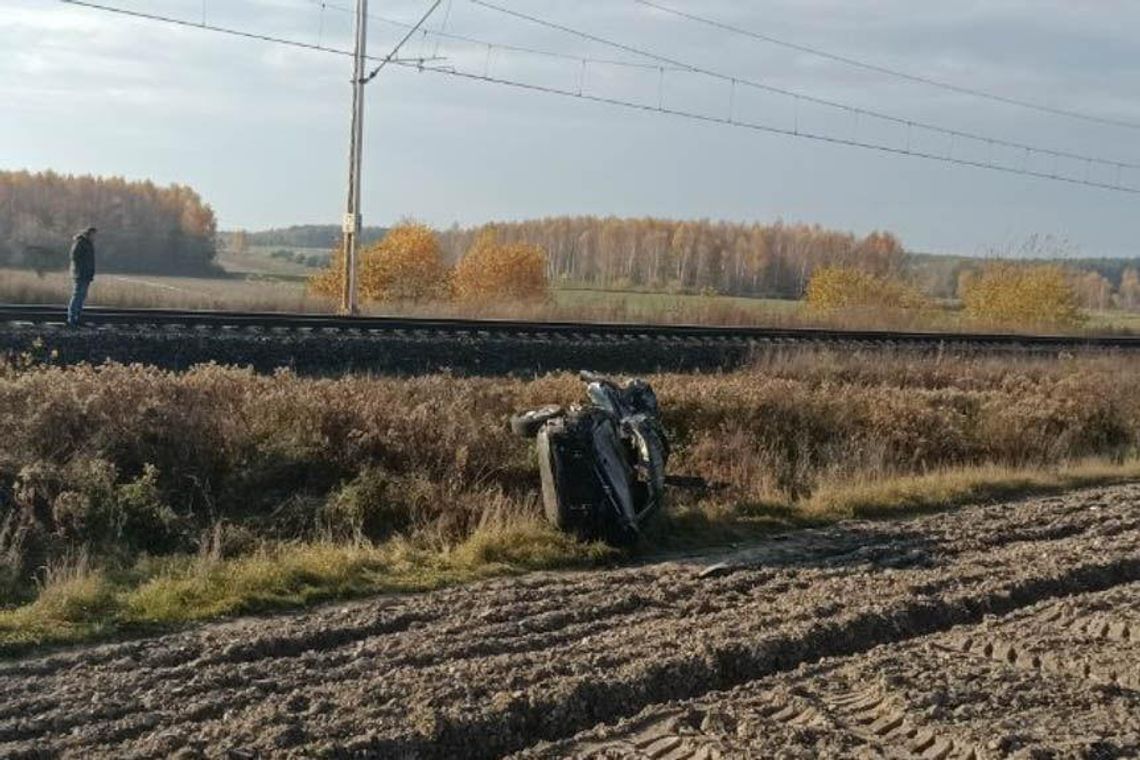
1, 485, 1138, 758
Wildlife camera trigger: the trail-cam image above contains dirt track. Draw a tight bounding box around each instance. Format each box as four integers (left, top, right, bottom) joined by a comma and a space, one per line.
1, 485, 1138, 759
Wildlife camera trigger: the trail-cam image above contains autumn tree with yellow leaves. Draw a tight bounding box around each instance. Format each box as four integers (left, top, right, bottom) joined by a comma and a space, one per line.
960, 263, 1084, 329
359, 223, 450, 301
805, 265, 927, 312
453, 231, 549, 302
308, 223, 450, 302
0, 169, 218, 274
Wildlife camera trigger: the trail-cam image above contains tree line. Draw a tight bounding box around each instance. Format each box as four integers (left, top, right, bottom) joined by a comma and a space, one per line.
231, 225, 388, 250
435, 216, 907, 299
0, 170, 218, 275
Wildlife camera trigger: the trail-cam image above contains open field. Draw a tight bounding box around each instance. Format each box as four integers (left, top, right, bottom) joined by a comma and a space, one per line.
1, 485, 1138, 757
0, 268, 328, 312
7, 266, 1140, 334
0, 268, 816, 327
220, 247, 329, 279
0, 267, 801, 322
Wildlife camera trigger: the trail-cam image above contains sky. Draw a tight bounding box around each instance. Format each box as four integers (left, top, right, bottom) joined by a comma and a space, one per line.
3, 0, 1139, 256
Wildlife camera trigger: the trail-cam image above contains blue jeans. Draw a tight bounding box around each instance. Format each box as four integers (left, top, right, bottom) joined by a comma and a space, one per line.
68, 278, 91, 325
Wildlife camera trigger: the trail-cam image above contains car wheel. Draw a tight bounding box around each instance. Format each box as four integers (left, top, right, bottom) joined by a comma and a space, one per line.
510, 405, 565, 438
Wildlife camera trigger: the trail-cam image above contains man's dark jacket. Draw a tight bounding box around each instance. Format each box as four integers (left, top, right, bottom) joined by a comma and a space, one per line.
70, 233, 95, 281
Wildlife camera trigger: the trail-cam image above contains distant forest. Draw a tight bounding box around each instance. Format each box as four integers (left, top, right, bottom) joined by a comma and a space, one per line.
437, 217, 906, 299
0, 170, 219, 275
911, 251, 1140, 301
239, 225, 387, 249
235, 217, 1140, 302
238, 218, 906, 299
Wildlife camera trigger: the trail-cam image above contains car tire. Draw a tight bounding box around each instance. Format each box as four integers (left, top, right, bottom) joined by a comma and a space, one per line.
510, 405, 565, 438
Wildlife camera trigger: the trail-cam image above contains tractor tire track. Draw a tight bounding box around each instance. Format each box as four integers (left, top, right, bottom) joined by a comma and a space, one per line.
529, 582, 1140, 759
0, 485, 1138, 758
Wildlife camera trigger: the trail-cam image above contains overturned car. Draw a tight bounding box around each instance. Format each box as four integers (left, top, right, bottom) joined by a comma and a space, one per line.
511, 372, 669, 546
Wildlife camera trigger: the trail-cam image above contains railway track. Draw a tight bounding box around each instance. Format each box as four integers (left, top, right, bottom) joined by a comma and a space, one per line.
3, 303, 1139, 350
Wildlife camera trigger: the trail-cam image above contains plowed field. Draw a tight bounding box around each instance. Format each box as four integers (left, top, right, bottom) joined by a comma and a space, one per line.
2, 486, 1138, 759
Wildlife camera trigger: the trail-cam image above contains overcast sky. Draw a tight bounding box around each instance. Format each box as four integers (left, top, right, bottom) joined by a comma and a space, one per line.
3, 0, 1139, 256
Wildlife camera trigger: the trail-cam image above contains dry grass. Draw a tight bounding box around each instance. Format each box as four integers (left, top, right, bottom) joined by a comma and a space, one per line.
7, 266, 1132, 335
3, 350, 1140, 652
0, 267, 845, 327
804, 459, 1140, 519
0, 268, 329, 312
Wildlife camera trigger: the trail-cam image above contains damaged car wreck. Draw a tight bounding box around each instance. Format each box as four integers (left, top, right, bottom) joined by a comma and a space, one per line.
511, 371, 670, 546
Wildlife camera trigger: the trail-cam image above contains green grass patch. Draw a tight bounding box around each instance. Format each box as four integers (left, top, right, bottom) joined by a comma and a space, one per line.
0, 564, 121, 652
0, 522, 615, 657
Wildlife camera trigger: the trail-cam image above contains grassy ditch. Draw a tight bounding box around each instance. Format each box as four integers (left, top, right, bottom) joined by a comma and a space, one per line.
3, 350, 1140, 654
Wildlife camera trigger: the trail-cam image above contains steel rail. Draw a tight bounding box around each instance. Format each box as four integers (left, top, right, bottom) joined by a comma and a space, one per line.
2, 304, 1138, 349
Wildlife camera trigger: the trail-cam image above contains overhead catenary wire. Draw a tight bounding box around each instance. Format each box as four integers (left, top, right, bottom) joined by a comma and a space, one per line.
57, 0, 1140, 194
469, 0, 1140, 174
57, 0, 686, 81
633, 0, 1140, 133
360, 0, 442, 82
395, 60, 1139, 195
58, 0, 436, 66
58, 0, 669, 75
302, 0, 685, 72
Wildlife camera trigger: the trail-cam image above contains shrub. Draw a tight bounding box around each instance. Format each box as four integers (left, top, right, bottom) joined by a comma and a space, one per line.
307, 223, 449, 302
2, 353, 1140, 604
960, 263, 1085, 329
805, 266, 927, 312
358, 223, 450, 302
321, 468, 417, 541
453, 231, 549, 302
15, 460, 183, 555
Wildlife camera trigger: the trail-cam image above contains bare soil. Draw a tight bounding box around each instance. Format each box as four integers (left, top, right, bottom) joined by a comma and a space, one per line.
1, 485, 1138, 759
527, 584, 1140, 759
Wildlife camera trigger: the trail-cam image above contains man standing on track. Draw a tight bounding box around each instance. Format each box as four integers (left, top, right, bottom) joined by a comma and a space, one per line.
68, 226, 97, 327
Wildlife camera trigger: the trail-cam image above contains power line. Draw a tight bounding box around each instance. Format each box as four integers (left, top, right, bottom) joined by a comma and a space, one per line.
60, 0, 672, 75
397, 61, 1138, 195
634, 0, 1140, 132
303, 0, 683, 72
56, 0, 1140, 194
470, 0, 1140, 174
361, 0, 442, 82
59, 0, 434, 66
